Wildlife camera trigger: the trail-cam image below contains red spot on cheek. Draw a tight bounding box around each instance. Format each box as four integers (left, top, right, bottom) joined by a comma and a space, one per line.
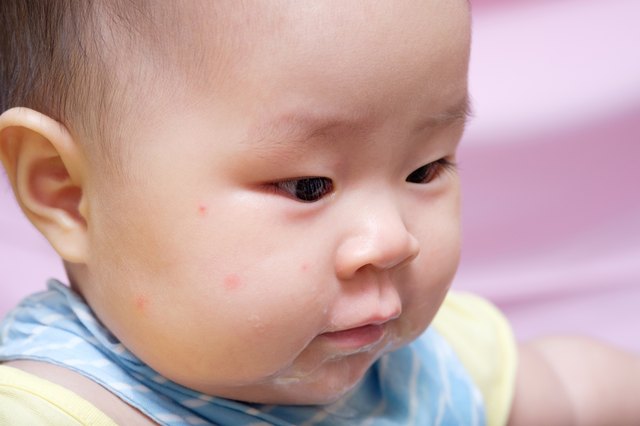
301, 263, 310, 272
198, 204, 208, 217
134, 295, 148, 312
223, 273, 243, 291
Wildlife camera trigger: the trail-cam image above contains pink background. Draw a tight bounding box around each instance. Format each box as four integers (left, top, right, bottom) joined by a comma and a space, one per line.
2, 0, 639, 351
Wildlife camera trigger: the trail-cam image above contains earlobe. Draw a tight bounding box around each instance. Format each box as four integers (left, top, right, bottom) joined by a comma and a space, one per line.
0, 107, 89, 264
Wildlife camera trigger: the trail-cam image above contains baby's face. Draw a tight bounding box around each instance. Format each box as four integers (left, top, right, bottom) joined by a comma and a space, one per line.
78, 1, 470, 404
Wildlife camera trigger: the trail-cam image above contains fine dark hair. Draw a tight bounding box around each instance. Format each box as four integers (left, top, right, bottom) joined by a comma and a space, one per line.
0, 1, 118, 148
0, 0, 229, 175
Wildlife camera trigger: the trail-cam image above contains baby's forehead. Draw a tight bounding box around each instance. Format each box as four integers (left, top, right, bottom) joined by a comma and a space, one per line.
113, 1, 469, 83
105, 1, 470, 149
104, 2, 276, 105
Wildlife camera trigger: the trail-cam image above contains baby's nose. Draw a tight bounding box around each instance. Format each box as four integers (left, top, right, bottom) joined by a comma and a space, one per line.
334, 202, 420, 280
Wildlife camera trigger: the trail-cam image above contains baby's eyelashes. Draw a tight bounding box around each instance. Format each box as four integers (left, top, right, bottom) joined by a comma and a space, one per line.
272, 177, 334, 202
405, 158, 457, 185
267, 158, 455, 203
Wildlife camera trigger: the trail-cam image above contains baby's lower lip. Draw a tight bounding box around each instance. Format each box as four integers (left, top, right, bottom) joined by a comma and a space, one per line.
320, 324, 385, 350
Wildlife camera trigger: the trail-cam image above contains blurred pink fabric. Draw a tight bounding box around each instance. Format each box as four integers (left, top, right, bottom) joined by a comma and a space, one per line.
1, 0, 639, 351
455, 0, 640, 352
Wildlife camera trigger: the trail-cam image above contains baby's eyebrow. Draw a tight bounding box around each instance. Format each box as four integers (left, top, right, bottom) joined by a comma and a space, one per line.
244, 109, 366, 150
245, 94, 471, 150
413, 94, 472, 133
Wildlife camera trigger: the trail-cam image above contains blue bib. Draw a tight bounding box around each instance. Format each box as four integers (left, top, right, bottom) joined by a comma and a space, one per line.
0, 280, 485, 425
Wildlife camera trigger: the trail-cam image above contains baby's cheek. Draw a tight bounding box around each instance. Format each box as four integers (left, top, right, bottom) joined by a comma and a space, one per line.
149, 264, 333, 381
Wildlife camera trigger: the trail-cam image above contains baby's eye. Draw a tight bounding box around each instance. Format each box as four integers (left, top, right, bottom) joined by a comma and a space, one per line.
406, 158, 456, 184
274, 177, 334, 202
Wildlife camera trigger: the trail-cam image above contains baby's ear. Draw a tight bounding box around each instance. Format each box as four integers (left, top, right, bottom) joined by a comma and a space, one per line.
0, 107, 89, 264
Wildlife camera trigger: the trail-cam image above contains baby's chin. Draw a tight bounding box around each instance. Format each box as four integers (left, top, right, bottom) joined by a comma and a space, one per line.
229, 326, 418, 405
182, 347, 381, 406
248, 342, 399, 405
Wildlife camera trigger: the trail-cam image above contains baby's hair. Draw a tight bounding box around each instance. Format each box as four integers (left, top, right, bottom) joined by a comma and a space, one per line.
1, 1, 130, 174
0, 0, 235, 177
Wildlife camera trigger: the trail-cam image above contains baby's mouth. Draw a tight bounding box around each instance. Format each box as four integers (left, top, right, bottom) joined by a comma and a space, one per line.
319, 324, 386, 352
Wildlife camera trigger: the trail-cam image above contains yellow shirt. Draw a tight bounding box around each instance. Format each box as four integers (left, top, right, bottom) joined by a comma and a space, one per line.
432, 291, 517, 426
0, 292, 517, 425
0, 364, 117, 425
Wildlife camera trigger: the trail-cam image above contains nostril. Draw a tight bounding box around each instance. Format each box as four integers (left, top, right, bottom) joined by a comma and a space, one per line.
373, 233, 420, 271
394, 247, 420, 271
404, 235, 421, 265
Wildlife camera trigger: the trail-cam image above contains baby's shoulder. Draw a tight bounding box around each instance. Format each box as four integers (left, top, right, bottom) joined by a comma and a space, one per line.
431, 292, 518, 426
0, 360, 154, 425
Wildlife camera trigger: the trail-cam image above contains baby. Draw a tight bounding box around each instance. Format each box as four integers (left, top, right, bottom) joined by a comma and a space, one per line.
0, 1, 639, 425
